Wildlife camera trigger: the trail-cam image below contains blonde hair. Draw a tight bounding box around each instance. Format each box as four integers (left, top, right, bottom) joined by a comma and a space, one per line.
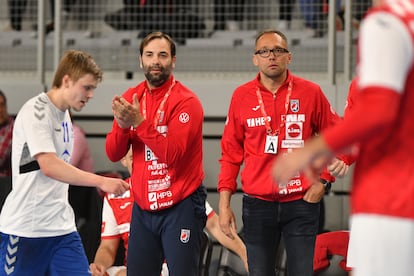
52, 50, 103, 88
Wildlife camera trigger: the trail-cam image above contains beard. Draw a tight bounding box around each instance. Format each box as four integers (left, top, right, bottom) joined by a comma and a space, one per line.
144, 65, 172, 87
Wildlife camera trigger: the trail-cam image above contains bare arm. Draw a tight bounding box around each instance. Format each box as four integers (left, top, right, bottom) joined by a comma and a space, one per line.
218, 190, 237, 239
206, 213, 248, 272
36, 152, 129, 195
89, 238, 120, 276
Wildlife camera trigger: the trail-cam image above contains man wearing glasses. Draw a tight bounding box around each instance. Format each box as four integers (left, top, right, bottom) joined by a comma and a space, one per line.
217, 29, 348, 276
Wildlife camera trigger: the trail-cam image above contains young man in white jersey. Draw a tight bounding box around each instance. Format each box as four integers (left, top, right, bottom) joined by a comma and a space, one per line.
0, 50, 129, 275
272, 1, 414, 275
90, 148, 248, 276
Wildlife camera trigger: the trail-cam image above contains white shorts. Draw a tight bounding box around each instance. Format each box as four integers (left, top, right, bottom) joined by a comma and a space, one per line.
347, 214, 414, 276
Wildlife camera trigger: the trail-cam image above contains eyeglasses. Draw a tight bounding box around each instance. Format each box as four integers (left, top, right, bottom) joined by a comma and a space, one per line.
254, 47, 290, 58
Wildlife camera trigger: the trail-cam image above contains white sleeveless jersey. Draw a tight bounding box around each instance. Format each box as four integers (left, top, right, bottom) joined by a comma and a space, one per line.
0, 93, 76, 237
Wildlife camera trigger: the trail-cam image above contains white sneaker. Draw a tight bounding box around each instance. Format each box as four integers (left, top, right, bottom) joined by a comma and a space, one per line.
3, 24, 15, 32
226, 21, 240, 31
278, 20, 290, 30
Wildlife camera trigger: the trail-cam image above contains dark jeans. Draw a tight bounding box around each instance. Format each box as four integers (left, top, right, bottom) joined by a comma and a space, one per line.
127, 186, 207, 276
242, 196, 320, 276
280, 0, 294, 22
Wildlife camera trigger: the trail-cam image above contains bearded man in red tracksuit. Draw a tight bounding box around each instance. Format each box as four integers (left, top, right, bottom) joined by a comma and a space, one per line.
105, 31, 206, 276
217, 29, 347, 276
272, 1, 414, 275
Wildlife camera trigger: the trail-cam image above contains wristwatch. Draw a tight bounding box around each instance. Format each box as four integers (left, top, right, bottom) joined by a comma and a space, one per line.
320, 178, 332, 194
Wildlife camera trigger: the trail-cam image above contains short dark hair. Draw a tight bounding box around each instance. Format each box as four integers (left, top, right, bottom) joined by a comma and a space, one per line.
255, 29, 289, 48
139, 31, 176, 57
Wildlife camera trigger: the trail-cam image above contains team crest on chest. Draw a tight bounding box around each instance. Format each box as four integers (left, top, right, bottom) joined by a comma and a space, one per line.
290, 99, 299, 112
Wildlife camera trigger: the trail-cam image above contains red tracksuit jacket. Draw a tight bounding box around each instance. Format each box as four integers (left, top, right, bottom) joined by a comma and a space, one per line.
218, 71, 340, 202
106, 76, 204, 211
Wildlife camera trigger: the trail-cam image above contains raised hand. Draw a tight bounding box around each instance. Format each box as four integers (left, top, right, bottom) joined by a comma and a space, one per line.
111, 93, 143, 129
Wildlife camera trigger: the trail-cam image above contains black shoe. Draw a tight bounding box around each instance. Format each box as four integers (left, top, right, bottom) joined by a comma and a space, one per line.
104, 10, 124, 30
214, 22, 225, 31
31, 22, 54, 35
46, 22, 54, 34
313, 30, 325, 38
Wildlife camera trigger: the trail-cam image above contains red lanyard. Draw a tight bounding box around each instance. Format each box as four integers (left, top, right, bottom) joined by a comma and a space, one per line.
256, 80, 292, 136
142, 78, 176, 128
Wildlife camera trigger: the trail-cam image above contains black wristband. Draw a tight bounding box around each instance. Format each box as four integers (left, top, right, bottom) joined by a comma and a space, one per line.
320, 178, 332, 194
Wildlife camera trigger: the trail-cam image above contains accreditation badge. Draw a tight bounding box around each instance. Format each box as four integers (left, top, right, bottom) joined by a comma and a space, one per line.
264, 135, 278, 154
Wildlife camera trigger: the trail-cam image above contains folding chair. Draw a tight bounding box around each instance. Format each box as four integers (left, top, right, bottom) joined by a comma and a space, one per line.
216, 245, 248, 276
313, 230, 352, 276
216, 231, 288, 276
